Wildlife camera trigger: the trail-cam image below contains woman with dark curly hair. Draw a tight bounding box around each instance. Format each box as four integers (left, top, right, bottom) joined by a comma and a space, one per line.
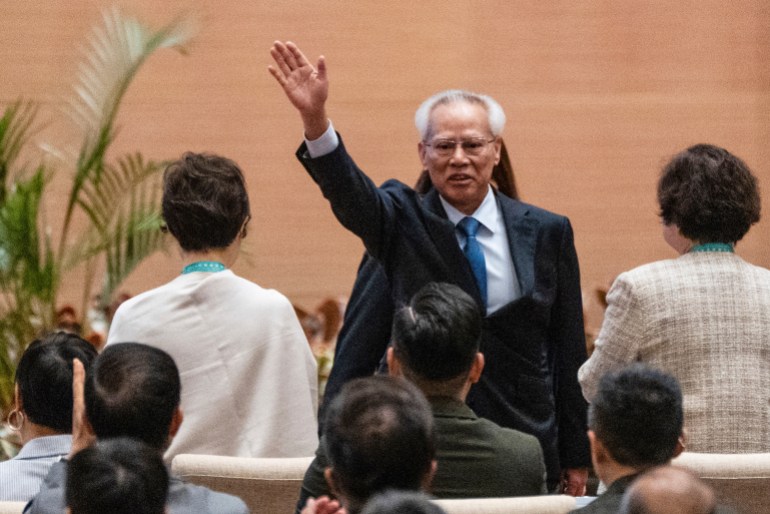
579, 144, 770, 453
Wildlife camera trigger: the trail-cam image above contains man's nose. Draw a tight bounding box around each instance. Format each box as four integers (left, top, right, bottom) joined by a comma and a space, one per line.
449, 143, 470, 162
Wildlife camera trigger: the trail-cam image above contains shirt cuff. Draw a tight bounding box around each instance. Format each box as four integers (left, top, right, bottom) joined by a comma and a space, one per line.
305, 121, 339, 158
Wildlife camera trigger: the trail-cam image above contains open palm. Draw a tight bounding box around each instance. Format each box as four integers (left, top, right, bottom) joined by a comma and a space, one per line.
269, 41, 328, 115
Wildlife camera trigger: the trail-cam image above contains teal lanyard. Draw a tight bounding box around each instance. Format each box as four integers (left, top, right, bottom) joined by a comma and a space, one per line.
181, 261, 226, 274
690, 243, 734, 253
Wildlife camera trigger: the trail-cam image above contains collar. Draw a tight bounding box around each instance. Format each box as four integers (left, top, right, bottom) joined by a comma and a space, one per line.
15, 434, 72, 460
428, 396, 478, 420
439, 186, 499, 234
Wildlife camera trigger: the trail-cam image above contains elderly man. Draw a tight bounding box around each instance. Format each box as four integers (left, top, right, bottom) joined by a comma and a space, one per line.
269, 41, 590, 492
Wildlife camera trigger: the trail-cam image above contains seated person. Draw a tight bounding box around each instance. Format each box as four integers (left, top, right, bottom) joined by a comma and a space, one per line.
579, 144, 769, 454
0, 332, 97, 501
572, 364, 684, 513
26, 343, 249, 514
304, 376, 436, 514
299, 283, 546, 511
619, 466, 722, 514
360, 491, 447, 514
107, 152, 318, 461
66, 437, 168, 514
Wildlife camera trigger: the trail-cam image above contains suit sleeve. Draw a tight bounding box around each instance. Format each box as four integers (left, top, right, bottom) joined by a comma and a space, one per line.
317, 253, 393, 431
551, 218, 591, 470
296, 137, 398, 261
578, 272, 645, 402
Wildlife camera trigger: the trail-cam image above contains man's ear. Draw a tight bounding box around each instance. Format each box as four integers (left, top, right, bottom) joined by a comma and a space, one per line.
468, 352, 485, 384
673, 429, 687, 458
169, 407, 184, 439
324, 467, 341, 498
588, 430, 606, 464
421, 459, 438, 492
418, 141, 429, 169
387, 347, 402, 377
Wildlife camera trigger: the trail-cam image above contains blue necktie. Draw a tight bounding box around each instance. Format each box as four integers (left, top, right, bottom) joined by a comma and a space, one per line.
458, 217, 487, 306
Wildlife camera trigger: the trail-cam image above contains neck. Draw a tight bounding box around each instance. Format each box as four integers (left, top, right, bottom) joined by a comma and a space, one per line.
597, 460, 643, 487
20, 421, 61, 446
180, 244, 239, 270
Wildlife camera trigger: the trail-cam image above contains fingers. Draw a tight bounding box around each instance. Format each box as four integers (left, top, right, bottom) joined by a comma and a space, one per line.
285, 41, 309, 68
269, 41, 293, 80
316, 56, 327, 81
72, 358, 85, 420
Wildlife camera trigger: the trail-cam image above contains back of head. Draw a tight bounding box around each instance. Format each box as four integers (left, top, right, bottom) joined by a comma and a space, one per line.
414, 89, 506, 141
589, 364, 683, 468
324, 376, 436, 509
620, 466, 716, 514
67, 437, 169, 514
85, 343, 180, 449
392, 282, 481, 388
15, 332, 98, 433
360, 491, 446, 514
162, 152, 251, 252
657, 143, 760, 243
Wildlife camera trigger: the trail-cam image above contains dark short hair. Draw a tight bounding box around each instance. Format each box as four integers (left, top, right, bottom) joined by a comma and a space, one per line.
15, 332, 97, 433
392, 282, 481, 381
589, 364, 683, 468
324, 376, 435, 509
67, 437, 168, 514
85, 343, 181, 449
360, 491, 446, 514
658, 144, 761, 243
162, 152, 251, 252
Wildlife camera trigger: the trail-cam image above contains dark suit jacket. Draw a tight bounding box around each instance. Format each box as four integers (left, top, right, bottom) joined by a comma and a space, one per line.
298, 137, 590, 487
297, 396, 547, 513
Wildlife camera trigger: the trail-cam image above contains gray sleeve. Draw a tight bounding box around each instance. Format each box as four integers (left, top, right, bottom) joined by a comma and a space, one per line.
24, 461, 67, 514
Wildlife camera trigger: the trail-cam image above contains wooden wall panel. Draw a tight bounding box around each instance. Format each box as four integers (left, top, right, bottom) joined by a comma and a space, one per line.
1, 1, 768, 323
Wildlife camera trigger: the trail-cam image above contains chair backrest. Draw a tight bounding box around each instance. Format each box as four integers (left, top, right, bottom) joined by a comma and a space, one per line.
433, 495, 577, 514
171, 454, 314, 514
673, 452, 770, 514
0, 502, 26, 514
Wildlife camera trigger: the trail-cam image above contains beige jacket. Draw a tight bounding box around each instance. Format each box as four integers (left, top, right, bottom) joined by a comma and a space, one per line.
579, 252, 770, 453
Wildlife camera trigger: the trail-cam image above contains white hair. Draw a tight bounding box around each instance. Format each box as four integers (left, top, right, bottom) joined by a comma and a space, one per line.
414, 89, 506, 140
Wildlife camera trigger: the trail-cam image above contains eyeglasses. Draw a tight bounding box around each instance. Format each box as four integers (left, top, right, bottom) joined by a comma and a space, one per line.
423, 138, 496, 157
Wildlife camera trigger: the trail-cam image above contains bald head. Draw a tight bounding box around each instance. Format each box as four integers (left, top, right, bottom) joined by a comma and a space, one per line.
620, 466, 716, 514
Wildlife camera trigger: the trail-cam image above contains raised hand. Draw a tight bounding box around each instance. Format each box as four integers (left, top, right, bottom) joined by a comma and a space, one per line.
69, 358, 96, 458
269, 41, 329, 139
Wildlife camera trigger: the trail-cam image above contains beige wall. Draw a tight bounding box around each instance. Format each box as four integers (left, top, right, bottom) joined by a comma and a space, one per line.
2, 1, 768, 329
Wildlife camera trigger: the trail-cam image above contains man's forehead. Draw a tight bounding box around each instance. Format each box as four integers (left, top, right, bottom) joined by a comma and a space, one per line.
427, 101, 491, 135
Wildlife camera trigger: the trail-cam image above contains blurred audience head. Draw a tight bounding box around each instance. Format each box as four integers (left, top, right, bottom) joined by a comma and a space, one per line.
360, 491, 446, 514
12, 332, 97, 438
66, 437, 168, 514
162, 152, 251, 252
619, 466, 717, 514
323, 376, 436, 513
588, 364, 683, 483
85, 343, 181, 450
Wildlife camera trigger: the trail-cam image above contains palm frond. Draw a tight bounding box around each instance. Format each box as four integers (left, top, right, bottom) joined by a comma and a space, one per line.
0, 101, 39, 201
59, 7, 196, 251
64, 153, 166, 299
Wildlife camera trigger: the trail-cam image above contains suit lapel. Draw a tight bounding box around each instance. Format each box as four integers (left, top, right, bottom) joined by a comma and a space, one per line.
422, 189, 484, 302
498, 195, 537, 297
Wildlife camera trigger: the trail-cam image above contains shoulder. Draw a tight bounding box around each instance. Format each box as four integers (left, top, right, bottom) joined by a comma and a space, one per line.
479, 418, 543, 455
500, 195, 569, 224
170, 480, 248, 514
